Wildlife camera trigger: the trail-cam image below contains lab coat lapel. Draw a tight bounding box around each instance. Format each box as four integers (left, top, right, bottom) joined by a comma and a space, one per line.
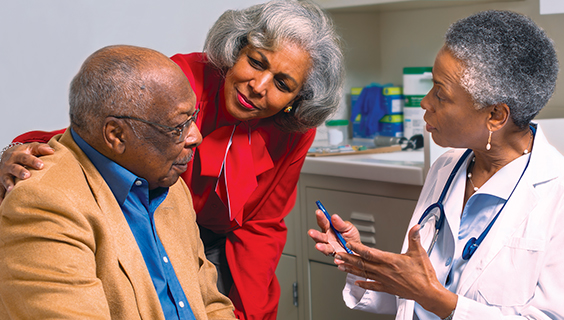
456, 124, 554, 297
456, 177, 538, 296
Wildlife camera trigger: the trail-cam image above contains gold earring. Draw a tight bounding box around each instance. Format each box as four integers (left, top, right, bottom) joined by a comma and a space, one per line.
486, 130, 492, 150
284, 106, 292, 113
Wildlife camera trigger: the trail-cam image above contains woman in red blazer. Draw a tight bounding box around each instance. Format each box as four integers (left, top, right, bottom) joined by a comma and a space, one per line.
0, 1, 345, 319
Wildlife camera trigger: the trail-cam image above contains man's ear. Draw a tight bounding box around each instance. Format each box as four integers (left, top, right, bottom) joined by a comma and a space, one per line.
487, 103, 510, 132
103, 118, 127, 154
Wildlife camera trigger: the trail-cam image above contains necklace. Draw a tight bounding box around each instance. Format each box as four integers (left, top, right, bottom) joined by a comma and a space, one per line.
467, 129, 533, 192
467, 158, 479, 192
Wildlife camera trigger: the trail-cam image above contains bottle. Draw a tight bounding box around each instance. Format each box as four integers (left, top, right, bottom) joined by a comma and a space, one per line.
403, 67, 433, 139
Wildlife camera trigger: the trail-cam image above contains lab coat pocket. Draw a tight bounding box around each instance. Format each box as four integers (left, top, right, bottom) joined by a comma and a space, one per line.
477, 237, 546, 307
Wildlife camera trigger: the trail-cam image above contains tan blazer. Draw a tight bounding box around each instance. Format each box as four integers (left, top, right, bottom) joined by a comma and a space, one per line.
0, 130, 235, 319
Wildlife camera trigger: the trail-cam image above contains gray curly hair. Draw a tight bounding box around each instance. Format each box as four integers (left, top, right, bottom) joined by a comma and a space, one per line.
445, 10, 559, 129
204, 0, 345, 133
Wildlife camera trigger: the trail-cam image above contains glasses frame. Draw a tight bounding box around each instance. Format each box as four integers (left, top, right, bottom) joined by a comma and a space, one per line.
111, 108, 199, 143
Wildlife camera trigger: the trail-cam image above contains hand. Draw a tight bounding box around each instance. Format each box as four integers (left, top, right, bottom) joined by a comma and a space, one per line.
335, 225, 457, 318
308, 209, 360, 257
0, 142, 53, 203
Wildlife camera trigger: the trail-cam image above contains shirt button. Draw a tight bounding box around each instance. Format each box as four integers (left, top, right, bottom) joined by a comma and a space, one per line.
163, 257, 169, 263
445, 257, 452, 266
179, 301, 185, 308
135, 180, 142, 186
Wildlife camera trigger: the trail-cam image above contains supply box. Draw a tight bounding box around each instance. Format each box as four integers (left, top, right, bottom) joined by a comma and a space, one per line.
350, 84, 404, 139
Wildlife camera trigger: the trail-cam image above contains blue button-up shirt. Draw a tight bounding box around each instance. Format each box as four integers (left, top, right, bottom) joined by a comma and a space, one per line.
72, 129, 195, 320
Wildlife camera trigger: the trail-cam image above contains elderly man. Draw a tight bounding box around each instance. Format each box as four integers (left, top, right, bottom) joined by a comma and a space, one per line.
0, 45, 235, 319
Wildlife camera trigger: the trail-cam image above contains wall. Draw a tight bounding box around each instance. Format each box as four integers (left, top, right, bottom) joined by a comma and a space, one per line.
329, 0, 564, 120
0, 0, 264, 149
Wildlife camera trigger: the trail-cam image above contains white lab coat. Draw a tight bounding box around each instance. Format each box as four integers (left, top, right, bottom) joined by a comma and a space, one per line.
343, 124, 564, 319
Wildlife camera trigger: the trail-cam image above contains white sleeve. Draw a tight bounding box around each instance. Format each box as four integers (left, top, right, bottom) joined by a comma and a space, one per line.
342, 273, 397, 315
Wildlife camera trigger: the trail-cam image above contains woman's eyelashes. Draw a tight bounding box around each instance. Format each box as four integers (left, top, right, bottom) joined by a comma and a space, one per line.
248, 55, 265, 70
247, 55, 291, 93
275, 78, 290, 92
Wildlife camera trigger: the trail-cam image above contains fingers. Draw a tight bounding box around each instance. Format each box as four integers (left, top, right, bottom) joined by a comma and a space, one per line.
314, 242, 338, 256
0, 185, 5, 205
346, 241, 388, 264
354, 279, 385, 292
407, 224, 427, 257
32, 143, 55, 157
17, 143, 53, 170
314, 209, 331, 231
0, 142, 52, 194
0, 173, 17, 194
335, 252, 371, 279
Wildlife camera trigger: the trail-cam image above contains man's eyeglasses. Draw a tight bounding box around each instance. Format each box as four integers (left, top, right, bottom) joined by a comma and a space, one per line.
112, 108, 199, 143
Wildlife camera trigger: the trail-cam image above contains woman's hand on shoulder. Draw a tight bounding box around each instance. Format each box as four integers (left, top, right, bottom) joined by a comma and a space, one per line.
0, 142, 53, 203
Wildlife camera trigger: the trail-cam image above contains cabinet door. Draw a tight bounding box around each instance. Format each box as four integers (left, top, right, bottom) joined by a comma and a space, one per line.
276, 254, 299, 320
306, 187, 416, 264
310, 261, 394, 320
283, 191, 299, 256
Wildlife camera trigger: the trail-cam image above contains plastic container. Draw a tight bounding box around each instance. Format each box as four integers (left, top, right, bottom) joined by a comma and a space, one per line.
403, 67, 433, 139
326, 119, 350, 146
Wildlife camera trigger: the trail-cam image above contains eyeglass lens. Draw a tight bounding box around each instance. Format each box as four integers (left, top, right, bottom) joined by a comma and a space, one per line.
176, 109, 199, 142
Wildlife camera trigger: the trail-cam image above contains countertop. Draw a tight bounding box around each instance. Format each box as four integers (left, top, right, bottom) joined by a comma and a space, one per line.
301, 149, 425, 186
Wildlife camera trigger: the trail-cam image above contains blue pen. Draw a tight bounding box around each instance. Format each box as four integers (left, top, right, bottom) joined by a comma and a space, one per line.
316, 201, 354, 254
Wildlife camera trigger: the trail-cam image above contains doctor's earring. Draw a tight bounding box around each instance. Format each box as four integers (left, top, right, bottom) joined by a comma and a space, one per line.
486, 130, 492, 151
284, 106, 292, 113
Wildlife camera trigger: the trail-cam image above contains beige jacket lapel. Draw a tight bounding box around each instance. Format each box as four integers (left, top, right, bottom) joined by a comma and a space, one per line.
58, 130, 165, 319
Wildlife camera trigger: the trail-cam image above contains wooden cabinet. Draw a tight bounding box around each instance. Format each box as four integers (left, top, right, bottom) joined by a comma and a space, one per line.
276, 173, 421, 319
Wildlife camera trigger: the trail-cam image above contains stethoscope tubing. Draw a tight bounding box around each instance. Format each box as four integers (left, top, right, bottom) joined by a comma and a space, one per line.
418, 125, 535, 260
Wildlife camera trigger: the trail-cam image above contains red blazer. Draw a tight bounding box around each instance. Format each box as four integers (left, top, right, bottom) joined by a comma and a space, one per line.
14, 52, 316, 320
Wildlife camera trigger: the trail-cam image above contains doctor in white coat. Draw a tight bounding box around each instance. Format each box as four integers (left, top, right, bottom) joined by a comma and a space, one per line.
309, 10, 563, 320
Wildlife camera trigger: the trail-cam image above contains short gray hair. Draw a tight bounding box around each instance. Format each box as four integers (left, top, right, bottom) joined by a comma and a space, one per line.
69, 45, 165, 136
204, 0, 345, 132
445, 10, 559, 129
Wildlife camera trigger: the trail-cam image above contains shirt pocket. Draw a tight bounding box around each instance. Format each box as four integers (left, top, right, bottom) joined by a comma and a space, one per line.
477, 237, 546, 307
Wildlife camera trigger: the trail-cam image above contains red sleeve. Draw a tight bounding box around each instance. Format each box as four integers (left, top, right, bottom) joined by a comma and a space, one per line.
225, 129, 316, 320
13, 129, 67, 144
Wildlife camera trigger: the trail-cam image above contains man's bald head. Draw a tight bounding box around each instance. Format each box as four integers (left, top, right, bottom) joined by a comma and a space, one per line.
68, 45, 191, 139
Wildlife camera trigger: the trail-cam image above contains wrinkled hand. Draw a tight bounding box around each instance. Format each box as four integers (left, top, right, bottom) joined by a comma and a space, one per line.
308, 209, 360, 257
0, 142, 53, 203
335, 225, 457, 318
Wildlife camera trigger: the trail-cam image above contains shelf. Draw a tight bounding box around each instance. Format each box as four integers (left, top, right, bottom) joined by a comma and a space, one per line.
314, 0, 524, 13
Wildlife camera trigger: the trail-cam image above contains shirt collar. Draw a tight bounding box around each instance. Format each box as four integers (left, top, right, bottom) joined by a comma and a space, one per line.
472, 152, 531, 201
71, 128, 151, 206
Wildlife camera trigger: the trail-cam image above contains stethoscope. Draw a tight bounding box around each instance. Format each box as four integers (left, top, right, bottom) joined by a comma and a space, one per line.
418, 126, 535, 260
